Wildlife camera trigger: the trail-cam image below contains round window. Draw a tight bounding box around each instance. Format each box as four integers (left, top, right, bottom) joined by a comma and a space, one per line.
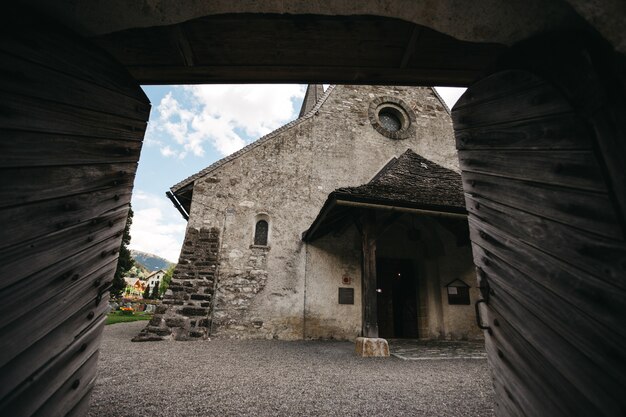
378, 108, 403, 132
368, 97, 417, 140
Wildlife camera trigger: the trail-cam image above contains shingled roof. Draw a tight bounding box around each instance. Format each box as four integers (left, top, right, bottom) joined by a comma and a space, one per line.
334, 149, 465, 210
303, 149, 465, 241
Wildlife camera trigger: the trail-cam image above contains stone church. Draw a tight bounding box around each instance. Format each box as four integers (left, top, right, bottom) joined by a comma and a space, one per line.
135, 84, 481, 342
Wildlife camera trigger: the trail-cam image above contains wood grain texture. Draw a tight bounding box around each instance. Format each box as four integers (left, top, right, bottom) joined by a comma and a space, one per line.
0, 294, 109, 401
454, 64, 626, 417
0, 130, 142, 168
461, 171, 619, 239
0, 13, 149, 417
0, 316, 105, 415
0, 205, 128, 290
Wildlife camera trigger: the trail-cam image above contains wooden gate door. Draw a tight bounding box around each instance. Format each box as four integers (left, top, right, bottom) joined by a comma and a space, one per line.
452, 36, 626, 416
0, 14, 150, 416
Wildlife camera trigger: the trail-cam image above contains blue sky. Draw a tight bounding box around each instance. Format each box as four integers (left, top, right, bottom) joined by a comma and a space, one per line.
129, 85, 465, 262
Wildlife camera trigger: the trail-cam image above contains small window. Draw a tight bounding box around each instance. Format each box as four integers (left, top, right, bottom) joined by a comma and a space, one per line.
378, 108, 402, 132
254, 220, 269, 246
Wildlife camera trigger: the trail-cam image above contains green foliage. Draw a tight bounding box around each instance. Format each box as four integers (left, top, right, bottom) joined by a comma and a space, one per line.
159, 264, 175, 297
151, 281, 160, 299
142, 284, 151, 300
106, 311, 152, 325
110, 207, 135, 298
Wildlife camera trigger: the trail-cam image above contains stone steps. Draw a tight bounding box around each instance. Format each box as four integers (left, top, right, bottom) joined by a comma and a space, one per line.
133, 227, 220, 342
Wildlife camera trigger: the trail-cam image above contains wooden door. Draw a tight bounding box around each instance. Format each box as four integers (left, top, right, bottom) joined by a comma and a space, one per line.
377, 258, 418, 339
0, 14, 150, 416
452, 37, 626, 416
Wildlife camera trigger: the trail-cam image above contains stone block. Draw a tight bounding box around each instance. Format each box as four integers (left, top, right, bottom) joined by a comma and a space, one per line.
181, 306, 208, 316
190, 293, 212, 301
165, 317, 188, 328
355, 337, 390, 357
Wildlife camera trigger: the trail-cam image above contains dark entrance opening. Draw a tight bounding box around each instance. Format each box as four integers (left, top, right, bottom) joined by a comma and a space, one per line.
376, 258, 419, 338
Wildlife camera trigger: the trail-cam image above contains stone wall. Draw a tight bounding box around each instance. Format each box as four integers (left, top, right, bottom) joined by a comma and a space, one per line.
160, 85, 462, 340
133, 227, 220, 341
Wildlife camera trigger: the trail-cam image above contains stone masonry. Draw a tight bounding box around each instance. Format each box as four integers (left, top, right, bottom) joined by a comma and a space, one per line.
133, 227, 220, 341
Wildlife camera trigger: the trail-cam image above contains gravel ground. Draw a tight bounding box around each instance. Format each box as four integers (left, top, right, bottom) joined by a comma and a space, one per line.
88, 322, 494, 417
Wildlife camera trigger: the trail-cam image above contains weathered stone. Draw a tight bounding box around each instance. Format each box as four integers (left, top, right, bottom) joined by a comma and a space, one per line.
355, 337, 390, 357
165, 317, 188, 328
180, 306, 208, 316
190, 293, 211, 301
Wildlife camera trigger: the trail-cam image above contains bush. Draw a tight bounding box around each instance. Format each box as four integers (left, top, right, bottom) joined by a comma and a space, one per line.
120, 307, 134, 316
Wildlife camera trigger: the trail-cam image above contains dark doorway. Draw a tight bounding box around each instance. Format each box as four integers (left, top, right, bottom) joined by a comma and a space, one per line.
376, 258, 419, 338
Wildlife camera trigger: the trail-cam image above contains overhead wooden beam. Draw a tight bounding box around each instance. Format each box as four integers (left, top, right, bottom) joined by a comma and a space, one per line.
127, 65, 481, 86
171, 25, 195, 67
400, 25, 421, 69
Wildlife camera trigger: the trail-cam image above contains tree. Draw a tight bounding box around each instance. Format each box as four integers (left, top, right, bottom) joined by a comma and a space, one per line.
159, 264, 175, 297
110, 206, 135, 298
142, 284, 151, 300
151, 280, 160, 299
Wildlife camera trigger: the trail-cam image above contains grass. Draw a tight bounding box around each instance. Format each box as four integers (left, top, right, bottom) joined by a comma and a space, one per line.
106, 310, 153, 325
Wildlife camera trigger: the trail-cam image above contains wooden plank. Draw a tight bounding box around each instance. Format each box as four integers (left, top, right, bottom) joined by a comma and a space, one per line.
472, 244, 625, 387
0, 190, 131, 250
0, 265, 110, 367
453, 82, 572, 130
467, 217, 626, 333
0, 17, 148, 102
0, 316, 104, 415
0, 205, 128, 289
64, 386, 95, 417
0, 254, 117, 331
467, 196, 626, 288
361, 211, 378, 338
462, 171, 620, 239
453, 70, 544, 110
484, 335, 583, 417
486, 284, 623, 415
0, 163, 135, 208
0, 130, 142, 168
0, 51, 150, 121
0, 90, 147, 141
127, 65, 481, 86
454, 112, 592, 150
485, 337, 566, 417
31, 351, 100, 417
459, 149, 606, 192
0, 294, 109, 401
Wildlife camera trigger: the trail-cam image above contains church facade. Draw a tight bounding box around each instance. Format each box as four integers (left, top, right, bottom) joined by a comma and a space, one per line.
135, 84, 482, 342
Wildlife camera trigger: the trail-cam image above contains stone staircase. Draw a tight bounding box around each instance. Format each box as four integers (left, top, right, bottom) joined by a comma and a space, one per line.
133, 227, 220, 341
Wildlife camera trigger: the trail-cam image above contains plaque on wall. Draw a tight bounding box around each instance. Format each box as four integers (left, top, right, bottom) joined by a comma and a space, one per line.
445, 279, 471, 305
338, 288, 354, 305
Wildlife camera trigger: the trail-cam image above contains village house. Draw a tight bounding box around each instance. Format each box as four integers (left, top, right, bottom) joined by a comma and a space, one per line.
135, 84, 481, 342
145, 269, 165, 293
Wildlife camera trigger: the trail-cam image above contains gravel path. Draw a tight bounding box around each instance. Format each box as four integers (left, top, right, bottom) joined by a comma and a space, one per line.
88, 322, 494, 417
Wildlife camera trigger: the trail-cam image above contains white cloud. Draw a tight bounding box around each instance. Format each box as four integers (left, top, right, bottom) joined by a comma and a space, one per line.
147, 85, 305, 159
128, 190, 187, 263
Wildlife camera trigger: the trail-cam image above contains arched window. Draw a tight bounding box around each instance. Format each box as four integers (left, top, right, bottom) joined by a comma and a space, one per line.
254, 220, 269, 246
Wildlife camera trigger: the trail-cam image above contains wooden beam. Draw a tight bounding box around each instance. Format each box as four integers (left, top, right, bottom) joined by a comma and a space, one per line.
400, 25, 421, 69
171, 25, 195, 67
127, 65, 480, 86
361, 210, 378, 338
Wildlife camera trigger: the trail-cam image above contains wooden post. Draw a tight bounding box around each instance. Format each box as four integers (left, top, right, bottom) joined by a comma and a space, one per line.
361, 211, 378, 338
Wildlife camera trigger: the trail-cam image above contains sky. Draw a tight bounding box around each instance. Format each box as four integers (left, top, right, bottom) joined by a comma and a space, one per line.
128, 85, 466, 262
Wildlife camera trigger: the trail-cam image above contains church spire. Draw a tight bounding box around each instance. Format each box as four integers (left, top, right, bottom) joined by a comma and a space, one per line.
298, 84, 325, 117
